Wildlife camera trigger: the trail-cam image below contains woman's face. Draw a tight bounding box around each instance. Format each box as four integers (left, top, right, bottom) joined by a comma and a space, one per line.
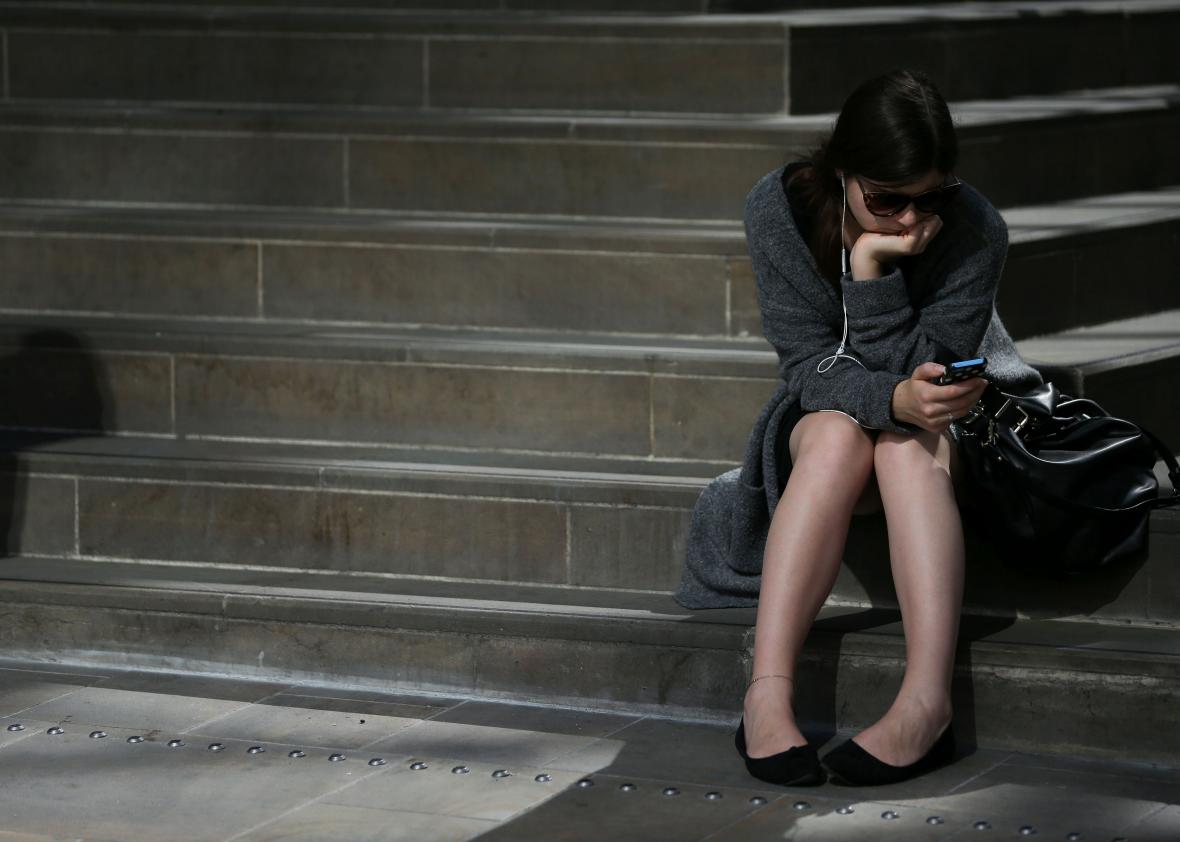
840, 168, 948, 234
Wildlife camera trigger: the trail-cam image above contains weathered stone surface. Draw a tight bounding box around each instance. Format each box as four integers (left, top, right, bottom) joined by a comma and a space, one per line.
568, 505, 691, 591
650, 374, 775, 461
0, 474, 75, 558
173, 355, 653, 454
0, 129, 343, 208
0, 341, 173, 435
9, 31, 424, 108
347, 135, 787, 219
429, 37, 785, 113
263, 243, 730, 334
0, 233, 259, 319
78, 479, 569, 582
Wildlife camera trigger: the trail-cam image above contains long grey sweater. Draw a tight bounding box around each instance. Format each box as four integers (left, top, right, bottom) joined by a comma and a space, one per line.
674, 165, 1044, 609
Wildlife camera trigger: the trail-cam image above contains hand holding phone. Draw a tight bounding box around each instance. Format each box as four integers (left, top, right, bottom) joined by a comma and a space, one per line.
891, 358, 990, 432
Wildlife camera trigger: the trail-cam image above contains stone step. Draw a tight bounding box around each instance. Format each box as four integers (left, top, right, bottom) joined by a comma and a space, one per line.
2, 310, 1179, 457
0, 186, 1176, 340
1, 559, 1178, 762
31, 0, 1019, 13
0, 86, 1177, 217
4, 2, 1177, 114
2, 432, 1177, 626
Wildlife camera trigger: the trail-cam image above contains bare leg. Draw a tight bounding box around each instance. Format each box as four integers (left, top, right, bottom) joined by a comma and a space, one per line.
744, 411, 880, 757
850, 428, 961, 765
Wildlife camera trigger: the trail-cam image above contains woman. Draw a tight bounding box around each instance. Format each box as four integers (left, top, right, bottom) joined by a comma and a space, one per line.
674, 70, 1044, 787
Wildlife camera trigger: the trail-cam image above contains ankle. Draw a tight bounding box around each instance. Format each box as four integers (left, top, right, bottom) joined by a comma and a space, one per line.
893, 692, 953, 725
744, 673, 795, 701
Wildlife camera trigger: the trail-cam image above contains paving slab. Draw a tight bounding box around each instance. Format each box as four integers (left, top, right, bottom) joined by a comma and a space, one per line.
1121, 804, 1180, 841
0, 720, 388, 842
322, 757, 586, 822
474, 773, 778, 842
700, 792, 1013, 841
0, 666, 106, 717
259, 690, 452, 721
431, 700, 642, 740
183, 701, 421, 750
16, 686, 254, 732
233, 803, 495, 842
361, 719, 608, 771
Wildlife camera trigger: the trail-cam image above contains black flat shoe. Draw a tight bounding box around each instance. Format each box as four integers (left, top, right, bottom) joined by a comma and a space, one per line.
821, 722, 956, 786
735, 718, 826, 787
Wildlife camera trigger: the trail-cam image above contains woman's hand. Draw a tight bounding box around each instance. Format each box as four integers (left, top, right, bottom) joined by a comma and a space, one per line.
850, 215, 943, 280
891, 361, 987, 433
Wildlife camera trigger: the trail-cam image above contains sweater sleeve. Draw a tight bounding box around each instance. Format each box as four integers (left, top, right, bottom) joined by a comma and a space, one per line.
751, 245, 921, 434
838, 191, 1005, 375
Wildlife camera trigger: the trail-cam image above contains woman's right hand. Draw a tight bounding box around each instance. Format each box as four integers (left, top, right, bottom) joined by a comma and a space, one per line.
891, 361, 988, 432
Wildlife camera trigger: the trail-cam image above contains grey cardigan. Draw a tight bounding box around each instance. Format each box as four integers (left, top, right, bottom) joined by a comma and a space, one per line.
674, 165, 1044, 610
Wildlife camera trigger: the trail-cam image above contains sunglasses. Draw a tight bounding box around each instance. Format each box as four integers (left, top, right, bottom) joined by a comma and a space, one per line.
858, 177, 961, 218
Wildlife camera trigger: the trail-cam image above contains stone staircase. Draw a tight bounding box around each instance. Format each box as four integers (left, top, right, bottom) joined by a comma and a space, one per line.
1, 0, 1179, 766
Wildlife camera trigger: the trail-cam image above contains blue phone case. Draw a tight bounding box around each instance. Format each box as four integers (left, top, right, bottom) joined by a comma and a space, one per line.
936, 357, 988, 385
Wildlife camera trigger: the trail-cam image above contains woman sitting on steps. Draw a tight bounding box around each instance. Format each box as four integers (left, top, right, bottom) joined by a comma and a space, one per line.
675, 69, 1044, 787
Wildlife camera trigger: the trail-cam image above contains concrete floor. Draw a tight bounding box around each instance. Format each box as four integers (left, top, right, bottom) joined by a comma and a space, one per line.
0, 659, 1176, 841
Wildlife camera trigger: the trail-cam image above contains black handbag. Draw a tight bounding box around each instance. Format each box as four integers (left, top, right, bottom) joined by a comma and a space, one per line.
954, 380, 1180, 575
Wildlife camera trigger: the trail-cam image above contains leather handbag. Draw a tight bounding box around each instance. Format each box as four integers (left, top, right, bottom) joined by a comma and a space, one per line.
954, 380, 1180, 575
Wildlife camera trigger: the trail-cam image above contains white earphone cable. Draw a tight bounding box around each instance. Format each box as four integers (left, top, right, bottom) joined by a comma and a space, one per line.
817, 173, 866, 374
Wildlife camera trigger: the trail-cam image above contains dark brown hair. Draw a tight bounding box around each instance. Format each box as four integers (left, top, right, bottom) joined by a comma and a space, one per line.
786, 69, 959, 285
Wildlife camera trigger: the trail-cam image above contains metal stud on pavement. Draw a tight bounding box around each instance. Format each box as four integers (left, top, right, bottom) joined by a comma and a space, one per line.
288, 750, 305, 759
836, 806, 854, 815
927, 816, 945, 825
749, 797, 767, 806
705, 792, 722, 801
535, 774, 552, 783
881, 811, 899, 820
126, 736, 144, 744
492, 770, 511, 779
792, 802, 810, 811
1019, 827, 1036, 836
1066, 835, 1081, 841
89, 731, 107, 739
452, 766, 469, 775
6, 724, 24, 732
329, 753, 346, 762
208, 744, 226, 752
167, 739, 185, 748
410, 761, 428, 771
619, 783, 636, 792
974, 820, 992, 830
368, 758, 386, 767
576, 778, 593, 788
247, 746, 265, 755
46, 727, 64, 736
662, 787, 680, 797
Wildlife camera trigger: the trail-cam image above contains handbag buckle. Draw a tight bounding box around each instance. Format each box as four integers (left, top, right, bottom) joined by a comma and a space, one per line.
995, 397, 1032, 438
961, 397, 1031, 445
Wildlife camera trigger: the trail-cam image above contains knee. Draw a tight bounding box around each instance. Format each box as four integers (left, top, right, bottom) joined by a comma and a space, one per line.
874, 428, 953, 476
793, 412, 876, 474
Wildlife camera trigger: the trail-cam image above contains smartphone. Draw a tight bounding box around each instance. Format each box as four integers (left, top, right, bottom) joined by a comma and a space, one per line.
934, 357, 988, 386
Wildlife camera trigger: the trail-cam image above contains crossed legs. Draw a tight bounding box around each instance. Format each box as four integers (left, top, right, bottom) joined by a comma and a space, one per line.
743, 410, 963, 765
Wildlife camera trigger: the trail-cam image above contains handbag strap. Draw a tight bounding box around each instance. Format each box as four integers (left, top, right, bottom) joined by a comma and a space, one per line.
1132, 423, 1180, 507
962, 381, 1180, 508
